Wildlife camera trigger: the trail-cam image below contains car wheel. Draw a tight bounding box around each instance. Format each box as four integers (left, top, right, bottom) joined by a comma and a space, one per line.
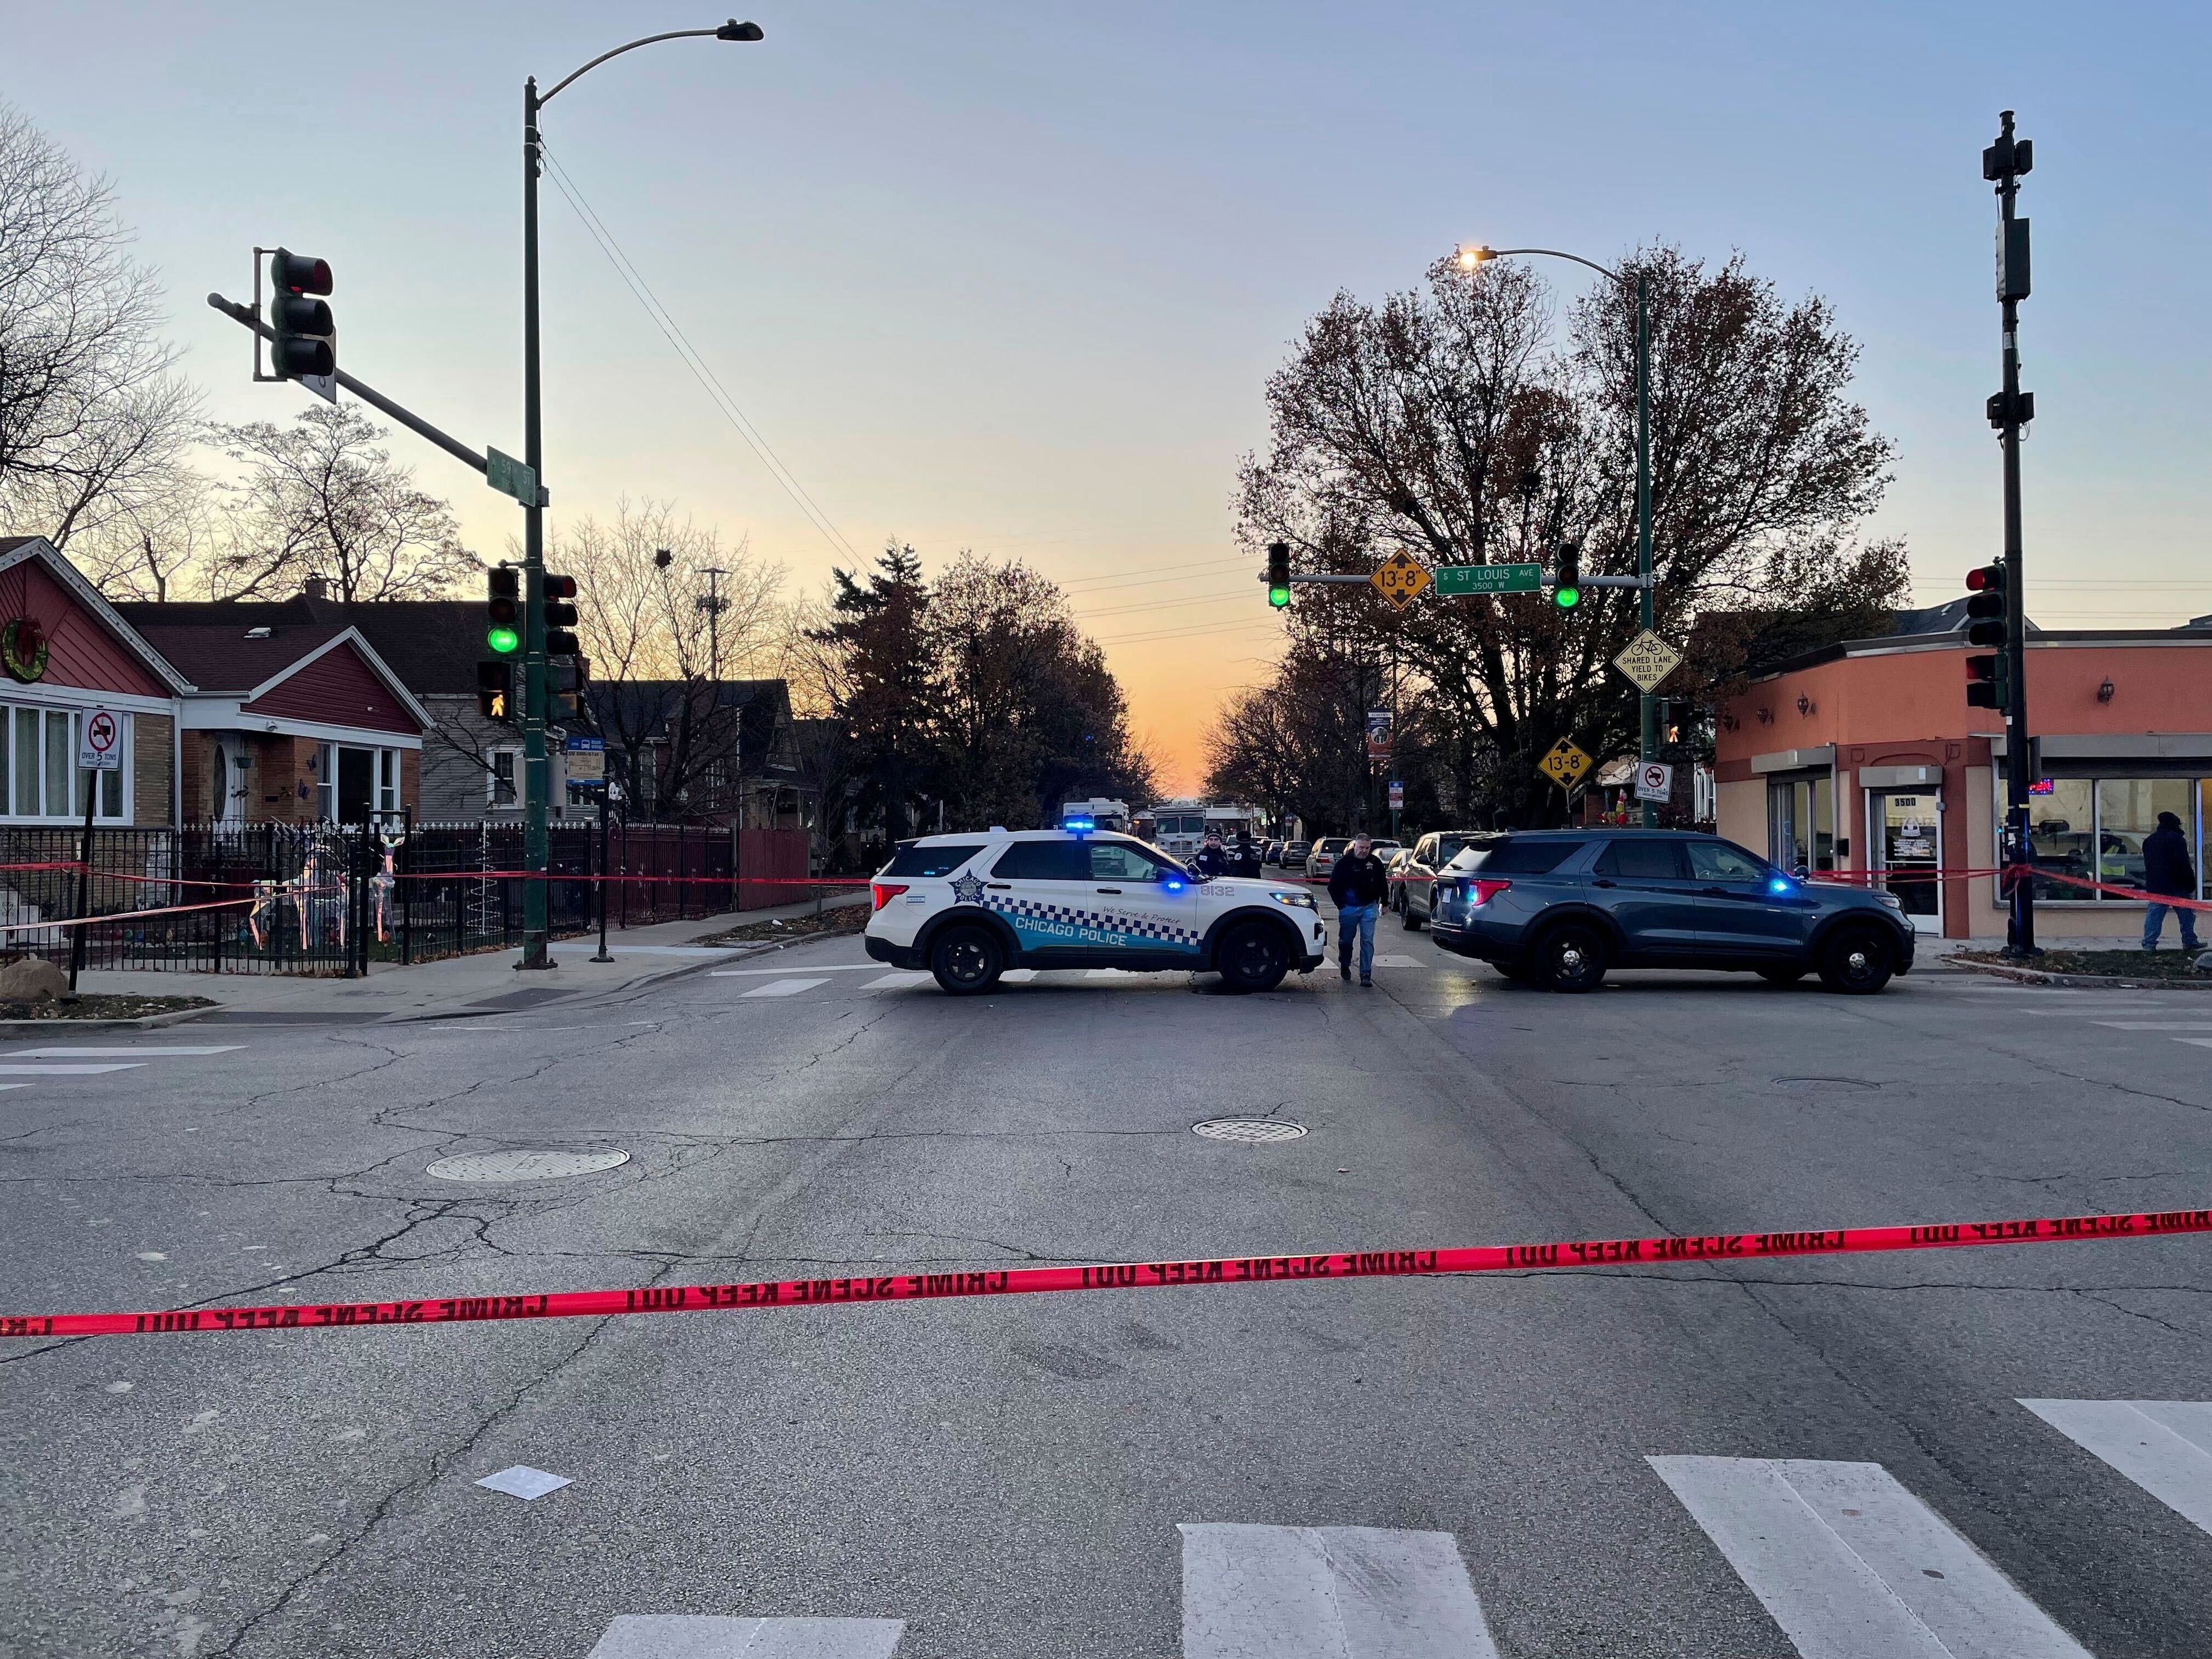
929, 925, 1004, 995
1816, 927, 1893, 995
1533, 922, 1608, 993
1758, 965, 1807, 986
1401, 899, 1423, 931
1216, 921, 1290, 993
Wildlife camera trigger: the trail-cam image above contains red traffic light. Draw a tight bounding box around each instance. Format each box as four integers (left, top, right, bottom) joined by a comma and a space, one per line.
1965, 565, 2003, 592
270, 248, 332, 296
543, 574, 578, 600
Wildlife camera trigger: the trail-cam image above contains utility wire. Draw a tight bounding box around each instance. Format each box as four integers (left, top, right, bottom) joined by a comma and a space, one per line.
538, 142, 865, 566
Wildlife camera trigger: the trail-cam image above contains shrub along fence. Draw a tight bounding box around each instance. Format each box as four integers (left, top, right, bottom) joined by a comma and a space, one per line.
0, 819, 816, 976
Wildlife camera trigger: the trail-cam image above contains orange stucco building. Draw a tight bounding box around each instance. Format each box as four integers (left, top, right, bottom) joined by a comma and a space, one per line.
1715, 604, 2212, 941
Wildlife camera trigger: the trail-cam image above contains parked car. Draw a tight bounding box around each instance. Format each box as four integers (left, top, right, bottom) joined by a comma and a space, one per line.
1426, 828, 1915, 994
1305, 837, 1350, 881
1261, 839, 1284, 866
1392, 830, 1484, 929
1280, 839, 1312, 873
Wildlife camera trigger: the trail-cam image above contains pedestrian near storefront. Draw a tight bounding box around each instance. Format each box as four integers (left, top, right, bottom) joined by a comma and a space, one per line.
2141, 810, 2202, 952
1328, 831, 1390, 986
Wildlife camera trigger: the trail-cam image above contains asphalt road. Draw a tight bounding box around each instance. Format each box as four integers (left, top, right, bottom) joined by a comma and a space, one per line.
2, 912, 2209, 1657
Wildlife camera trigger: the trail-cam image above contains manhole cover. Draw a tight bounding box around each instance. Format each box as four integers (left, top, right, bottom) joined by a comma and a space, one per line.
1192, 1118, 1308, 1143
426, 1149, 631, 1183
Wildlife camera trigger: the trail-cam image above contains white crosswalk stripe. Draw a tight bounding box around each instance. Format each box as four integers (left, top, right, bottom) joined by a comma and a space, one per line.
3, 1046, 246, 1057
707, 965, 880, 977
741, 978, 831, 999
2091, 1022, 2212, 1030
1649, 1455, 2089, 1658
862, 972, 932, 991
586, 1615, 904, 1657
0, 1062, 143, 1075
999, 969, 1037, 981
2020, 1399, 2212, 1537
1179, 1522, 1499, 1658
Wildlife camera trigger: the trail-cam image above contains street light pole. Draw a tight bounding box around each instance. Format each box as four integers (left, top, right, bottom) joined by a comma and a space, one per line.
1461, 245, 1658, 824
516, 20, 763, 971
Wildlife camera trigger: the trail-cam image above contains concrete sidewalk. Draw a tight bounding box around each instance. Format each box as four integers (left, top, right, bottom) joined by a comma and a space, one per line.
73, 891, 871, 1024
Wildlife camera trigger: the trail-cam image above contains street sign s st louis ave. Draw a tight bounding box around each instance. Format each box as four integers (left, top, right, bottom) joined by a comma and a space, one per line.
1433, 562, 1544, 597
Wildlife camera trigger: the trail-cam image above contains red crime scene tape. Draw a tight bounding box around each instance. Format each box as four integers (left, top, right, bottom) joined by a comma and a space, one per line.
6, 1205, 2205, 1340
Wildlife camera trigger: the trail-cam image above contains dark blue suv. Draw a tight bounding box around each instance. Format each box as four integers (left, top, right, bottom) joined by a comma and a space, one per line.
1427, 829, 1915, 993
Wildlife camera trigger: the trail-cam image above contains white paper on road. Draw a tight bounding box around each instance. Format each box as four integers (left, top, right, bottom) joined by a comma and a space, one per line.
1649, 1456, 2089, 1658
1179, 1522, 1498, 1658
741, 979, 831, 999
0, 1063, 143, 1075
4, 1046, 246, 1057
473, 1465, 571, 1501
587, 1615, 904, 1657
2020, 1399, 2212, 1537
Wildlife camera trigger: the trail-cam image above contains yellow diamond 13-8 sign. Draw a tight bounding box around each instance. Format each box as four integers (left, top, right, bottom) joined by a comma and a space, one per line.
1537, 737, 1593, 790
1370, 551, 1432, 611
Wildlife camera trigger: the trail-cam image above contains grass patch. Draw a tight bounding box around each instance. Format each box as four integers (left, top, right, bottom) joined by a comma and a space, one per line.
1955, 948, 2211, 981
0, 993, 217, 1021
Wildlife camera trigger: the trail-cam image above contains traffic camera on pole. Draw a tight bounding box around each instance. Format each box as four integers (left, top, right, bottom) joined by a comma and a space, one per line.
1551, 542, 1581, 610
543, 574, 580, 658
486, 567, 521, 657
267, 249, 335, 380
1964, 565, 2009, 709
1266, 542, 1291, 608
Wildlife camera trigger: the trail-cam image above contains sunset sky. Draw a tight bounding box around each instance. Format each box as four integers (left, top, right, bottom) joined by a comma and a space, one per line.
7, 1, 2206, 792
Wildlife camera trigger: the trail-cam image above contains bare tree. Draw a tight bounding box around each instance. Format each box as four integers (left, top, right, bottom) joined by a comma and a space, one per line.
68, 463, 223, 601
551, 498, 783, 819
209, 403, 476, 601
0, 101, 200, 545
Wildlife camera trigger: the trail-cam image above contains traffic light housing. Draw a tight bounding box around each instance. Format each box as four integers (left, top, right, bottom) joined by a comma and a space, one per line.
551, 658, 586, 724
267, 248, 335, 380
1266, 541, 1291, 608
543, 573, 579, 658
476, 660, 513, 722
1965, 652, 2008, 710
1552, 543, 1581, 609
1964, 563, 2007, 647
486, 567, 521, 656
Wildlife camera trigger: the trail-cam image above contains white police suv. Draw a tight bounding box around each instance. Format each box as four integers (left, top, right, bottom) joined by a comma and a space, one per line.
863, 825, 1327, 995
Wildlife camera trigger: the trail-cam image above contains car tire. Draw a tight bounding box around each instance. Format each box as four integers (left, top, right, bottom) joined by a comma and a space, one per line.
1216, 921, 1290, 993
1533, 922, 1608, 993
929, 925, 1004, 995
1816, 927, 1893, 995
1758, 965, 1807, 986
1401, 899, 1423, 931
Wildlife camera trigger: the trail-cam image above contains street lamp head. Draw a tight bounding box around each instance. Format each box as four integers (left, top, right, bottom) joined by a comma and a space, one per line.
1456, 244, 1495, 271
716, 19, 766, 40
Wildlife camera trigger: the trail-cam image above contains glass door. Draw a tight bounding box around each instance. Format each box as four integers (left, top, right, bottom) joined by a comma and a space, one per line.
1869, 790, 1942, 932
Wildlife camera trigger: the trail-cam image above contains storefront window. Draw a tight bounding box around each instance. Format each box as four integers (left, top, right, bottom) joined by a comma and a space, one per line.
1767, 775, 1836, 873
2016, 775, 2199, 902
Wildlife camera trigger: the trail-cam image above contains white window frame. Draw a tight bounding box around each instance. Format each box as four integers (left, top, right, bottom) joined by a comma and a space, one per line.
1998, 771, 2205, 905
314, 740, 406, 823
0, 703, 131, 824
487, 745, 521, 808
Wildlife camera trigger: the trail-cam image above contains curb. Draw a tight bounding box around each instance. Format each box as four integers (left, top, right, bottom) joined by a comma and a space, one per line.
1947, 957, 2212, 990
0, 1005, 215, 1037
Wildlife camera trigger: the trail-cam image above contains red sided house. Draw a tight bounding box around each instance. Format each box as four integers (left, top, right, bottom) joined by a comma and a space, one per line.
113, 603, 431, 824
0, 537, 192, 827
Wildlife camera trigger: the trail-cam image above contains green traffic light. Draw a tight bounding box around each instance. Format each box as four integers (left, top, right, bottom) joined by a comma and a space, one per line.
487, 625, 521, 654
1552, 585, 1581, 610
1268, 585, 1291, 608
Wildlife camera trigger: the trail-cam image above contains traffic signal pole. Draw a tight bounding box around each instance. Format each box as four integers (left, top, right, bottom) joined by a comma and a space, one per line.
1990, 111, 2037, 957
1635, 272, 1656, 828
520, 75, 552, 969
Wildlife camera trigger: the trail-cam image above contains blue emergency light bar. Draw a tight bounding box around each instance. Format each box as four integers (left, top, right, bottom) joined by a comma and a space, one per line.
1065, 816, 1095, 835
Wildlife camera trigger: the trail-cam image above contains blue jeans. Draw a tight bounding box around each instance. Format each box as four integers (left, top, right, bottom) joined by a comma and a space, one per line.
1336, 902, 1378, 979
2143, 902, 2201, 950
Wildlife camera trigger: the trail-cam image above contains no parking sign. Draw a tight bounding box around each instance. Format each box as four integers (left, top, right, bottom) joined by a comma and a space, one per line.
77, 708, 122, 771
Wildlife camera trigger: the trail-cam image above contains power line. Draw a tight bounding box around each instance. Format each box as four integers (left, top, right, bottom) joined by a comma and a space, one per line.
538, 142, 866, 566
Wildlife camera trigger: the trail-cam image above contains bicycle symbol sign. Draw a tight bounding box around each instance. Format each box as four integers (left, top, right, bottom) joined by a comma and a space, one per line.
77, 709, 122, 772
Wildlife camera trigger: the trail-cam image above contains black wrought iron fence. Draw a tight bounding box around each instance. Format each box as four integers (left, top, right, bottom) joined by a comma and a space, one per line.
0, 818, 748, 975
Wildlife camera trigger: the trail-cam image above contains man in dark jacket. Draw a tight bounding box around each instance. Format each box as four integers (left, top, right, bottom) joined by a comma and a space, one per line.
2141, 809, 2201, 951
1191, 833, 1232, 880
1328, 831, 1391, 986
1233, 829, 1260, 877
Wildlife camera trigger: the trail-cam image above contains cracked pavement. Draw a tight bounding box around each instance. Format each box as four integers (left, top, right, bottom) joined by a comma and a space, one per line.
2, 935, 2209, 1656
